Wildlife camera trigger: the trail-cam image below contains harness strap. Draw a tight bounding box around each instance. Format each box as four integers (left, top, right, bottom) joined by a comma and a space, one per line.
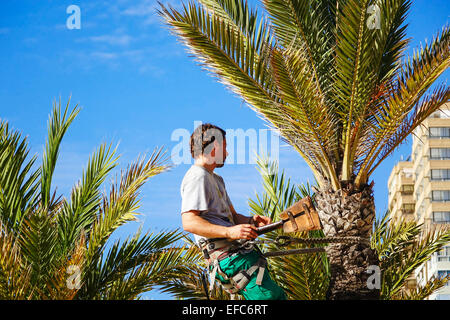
204, 239, 238, 262
255, 258, 266, 285
208, 260, 219, 293
199, 238, 267, 296
228, 257, 266, 293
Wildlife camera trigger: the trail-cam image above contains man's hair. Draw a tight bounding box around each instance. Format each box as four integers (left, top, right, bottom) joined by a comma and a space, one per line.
190, 123, 226, 158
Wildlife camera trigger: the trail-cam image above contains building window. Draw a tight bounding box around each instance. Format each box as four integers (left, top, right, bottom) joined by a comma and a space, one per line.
433, 212, 450, 224
429, 127, 450, 138
401, 185, 414, 194
437, 246, 450, 262
431, 169, 450, 180
437, 270, 449, 278
430, 148, 450, 160
432, 190, 450, 202
437, 270, 450, 286
402, 203, 415, 214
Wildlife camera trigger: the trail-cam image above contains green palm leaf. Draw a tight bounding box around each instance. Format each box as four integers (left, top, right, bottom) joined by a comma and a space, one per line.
393, 277, 449, 300
263, 0, 335, 96
17, 208, 59, 298
158, 2, 278, 118
0, 221, 33, 299
160, 0, 449, 191
0, 99, 196, 300
81, 150, 170, 298
373, 211, 450, 299
358, 26, 450, 182
0, 121, 40, 232
158, 237, 233, 300
82, 228, 184, 299
57, 142, 119, 251
41, 98, 80, 209
85, 150, 169, 262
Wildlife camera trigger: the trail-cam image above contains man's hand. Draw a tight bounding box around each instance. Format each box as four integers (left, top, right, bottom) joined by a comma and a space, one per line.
252, 215, 272, 228
226, 224, 258, 240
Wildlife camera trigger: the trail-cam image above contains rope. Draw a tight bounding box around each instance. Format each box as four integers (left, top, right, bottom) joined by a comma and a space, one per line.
263, 247, 325, 258
274, 235, 370, 247
240, 235, 370, 257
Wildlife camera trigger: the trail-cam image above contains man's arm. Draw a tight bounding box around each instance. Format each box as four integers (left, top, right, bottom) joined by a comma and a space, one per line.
229, 204, 272, 227
229, 204, 253, 224
182, 210, 258, 240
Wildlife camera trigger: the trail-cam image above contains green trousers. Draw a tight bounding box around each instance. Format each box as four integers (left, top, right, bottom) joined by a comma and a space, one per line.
215, 250, 287, 300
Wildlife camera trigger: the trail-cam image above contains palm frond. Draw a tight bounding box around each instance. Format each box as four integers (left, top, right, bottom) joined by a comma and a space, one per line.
373, 211, 450, 299
158, 2, 328, 179
356, 25, 450, 184
158, 1, 278, 117
333, 0, 385, 180
81, 149, 170, 298
17, 208, 59, 298
197, 0, 265, 52
268, 241, 328, 300
0, 221, 33, 299
44, 232, 86, 300
340, 0, 412, 180
371, 210, 420, 259
263, 0, 335, 92
158, 239, 233, 300
368, 84, 450, 178
249, 155, 299, 220
392, 276, 449, 300
0, 121, 40, 232
86, 149, 169, 264
161, 0, 449, 193
376, 0, 411, 83
81, 228, 184, 299
270, 47, 339, 187
41, 98, 80, 209
57, 143, 119, 252
101, 244, 199, 300
1, 103, 185, 300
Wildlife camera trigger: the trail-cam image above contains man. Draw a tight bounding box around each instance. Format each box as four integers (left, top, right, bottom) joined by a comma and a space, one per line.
180, 123, 286, 300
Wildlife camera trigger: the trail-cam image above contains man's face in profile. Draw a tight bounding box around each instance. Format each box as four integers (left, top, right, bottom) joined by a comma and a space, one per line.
214, 138, 228, 168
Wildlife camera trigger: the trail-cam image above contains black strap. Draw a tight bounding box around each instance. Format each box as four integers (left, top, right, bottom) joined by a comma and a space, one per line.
200, 269, 210, 300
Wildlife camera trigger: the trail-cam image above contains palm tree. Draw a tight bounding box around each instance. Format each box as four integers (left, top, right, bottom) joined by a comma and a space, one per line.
158, 0, 450, 299
161, 157, 450, 300
0, 98, 197, 299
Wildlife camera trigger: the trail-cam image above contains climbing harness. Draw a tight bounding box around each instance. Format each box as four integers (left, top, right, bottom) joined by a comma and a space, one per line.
198, 237, 266, 296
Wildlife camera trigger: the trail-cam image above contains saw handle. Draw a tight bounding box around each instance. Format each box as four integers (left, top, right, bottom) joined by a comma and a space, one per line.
256, 220, 283, 235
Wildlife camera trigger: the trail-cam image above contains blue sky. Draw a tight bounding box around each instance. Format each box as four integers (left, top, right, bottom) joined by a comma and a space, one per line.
0, 0, 448, 299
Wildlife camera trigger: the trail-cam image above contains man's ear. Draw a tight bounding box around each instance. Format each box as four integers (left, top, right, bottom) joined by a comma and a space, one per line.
211, 140, 222, 157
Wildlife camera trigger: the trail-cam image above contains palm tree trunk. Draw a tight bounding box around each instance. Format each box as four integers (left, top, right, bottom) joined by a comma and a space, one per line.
315, 182, 380, 300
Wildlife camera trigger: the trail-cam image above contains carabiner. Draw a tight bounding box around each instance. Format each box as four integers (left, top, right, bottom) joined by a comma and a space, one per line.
275, 235, 292, 247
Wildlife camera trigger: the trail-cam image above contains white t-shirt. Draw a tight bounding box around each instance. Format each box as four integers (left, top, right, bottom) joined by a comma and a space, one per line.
180, 165, 235, 244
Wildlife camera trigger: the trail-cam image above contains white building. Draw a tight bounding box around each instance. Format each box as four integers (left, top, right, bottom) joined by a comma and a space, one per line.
388, 104, 450, 299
